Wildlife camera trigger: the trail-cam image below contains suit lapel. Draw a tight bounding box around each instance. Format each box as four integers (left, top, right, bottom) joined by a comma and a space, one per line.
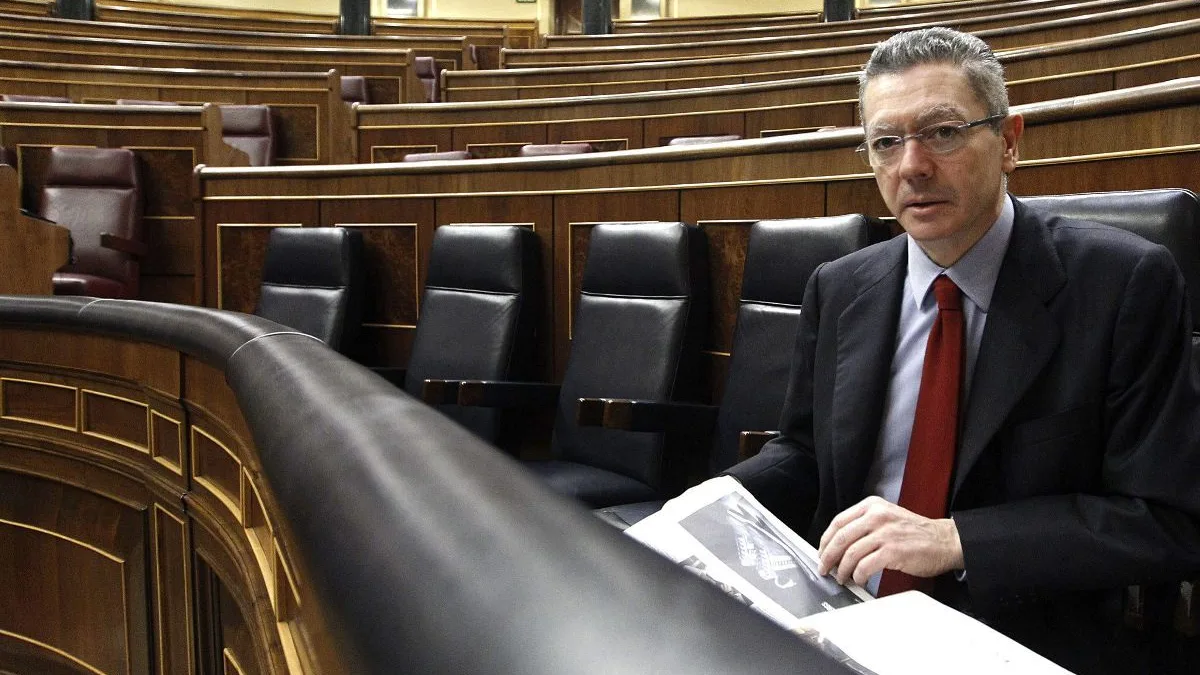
831, 236, 906, 507
952, 199, 1066, 497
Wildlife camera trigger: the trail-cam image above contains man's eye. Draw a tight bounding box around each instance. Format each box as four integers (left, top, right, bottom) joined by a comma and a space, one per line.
927, 125, 961, 141
870, 136, 901, 152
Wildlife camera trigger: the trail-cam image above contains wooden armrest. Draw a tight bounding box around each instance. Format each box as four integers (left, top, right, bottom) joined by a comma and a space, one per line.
101, 232, 148, 257
456, 380, 560, 408
576, 398, 717, 434
737, 430, 779, 460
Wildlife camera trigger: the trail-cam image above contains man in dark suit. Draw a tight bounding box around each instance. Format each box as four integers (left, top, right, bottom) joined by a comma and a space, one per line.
725, 27, 1200, 673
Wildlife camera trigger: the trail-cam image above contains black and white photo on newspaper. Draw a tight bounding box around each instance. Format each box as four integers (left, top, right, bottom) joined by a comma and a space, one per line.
625, 476, 872, 629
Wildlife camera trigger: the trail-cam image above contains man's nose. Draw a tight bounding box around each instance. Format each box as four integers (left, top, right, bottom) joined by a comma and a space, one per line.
895, 137, 935, 178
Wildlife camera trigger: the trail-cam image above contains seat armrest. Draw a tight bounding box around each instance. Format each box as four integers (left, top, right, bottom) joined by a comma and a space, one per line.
420, 378, 460, 404
456, 380, 560, 408
738, 430, 779, 460
577, 398, 718, 434
100, 232, 148, 257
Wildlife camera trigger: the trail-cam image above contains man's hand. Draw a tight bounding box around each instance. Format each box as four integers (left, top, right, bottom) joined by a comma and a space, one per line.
817, 496, 964, 586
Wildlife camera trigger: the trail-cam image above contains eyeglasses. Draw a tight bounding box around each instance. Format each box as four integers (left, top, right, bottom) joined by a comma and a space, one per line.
855, 114, 1005, 167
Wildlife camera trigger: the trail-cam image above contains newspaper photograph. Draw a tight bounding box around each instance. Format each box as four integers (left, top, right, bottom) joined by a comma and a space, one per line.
625, 476, 871, 630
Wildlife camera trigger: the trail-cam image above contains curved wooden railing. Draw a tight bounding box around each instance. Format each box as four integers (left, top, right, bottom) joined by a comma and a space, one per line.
0, 296, 847, 674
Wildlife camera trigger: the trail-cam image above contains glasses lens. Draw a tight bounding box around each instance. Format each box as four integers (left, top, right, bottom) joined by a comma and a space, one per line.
920, 124, 966, 154
855, 144, 873, 167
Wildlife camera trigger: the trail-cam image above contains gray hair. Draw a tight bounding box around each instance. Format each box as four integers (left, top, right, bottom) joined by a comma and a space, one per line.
858, 27, 1009, 121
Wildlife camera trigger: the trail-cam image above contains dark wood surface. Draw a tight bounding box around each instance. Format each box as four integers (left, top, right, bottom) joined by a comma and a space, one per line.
0, 165, 68, 295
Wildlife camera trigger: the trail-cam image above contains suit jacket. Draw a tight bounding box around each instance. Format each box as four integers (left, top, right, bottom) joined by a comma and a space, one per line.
727, 197, 1200, 672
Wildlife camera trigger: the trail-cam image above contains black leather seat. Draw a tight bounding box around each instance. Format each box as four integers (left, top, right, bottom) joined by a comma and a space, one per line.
40, 146, 145, 299
595, 215, 890, 528
407, 225, 541, 446
254, 227, 364, 354
444, 222, 709, 507
1022, 189, 1200, 333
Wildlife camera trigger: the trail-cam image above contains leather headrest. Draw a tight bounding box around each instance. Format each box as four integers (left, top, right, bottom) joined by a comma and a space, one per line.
116, 98, 179, 106
45, 146, 138, 188
0, 146, 15, 167
1022, 189, 1200, 327
742, 215, 890, 306
518, 143, 593, 157
403, 150, 473, 162
340, 76, 370, 104
262, 227, 362, 288
1, 94, 71, 103
424, 225, 537, 293
220, 105, 273, 136
666, 135, 742, 146
582, 222, 699, 297
414, 56, 441, 78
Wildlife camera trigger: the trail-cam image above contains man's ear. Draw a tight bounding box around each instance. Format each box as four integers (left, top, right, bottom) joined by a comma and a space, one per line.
1001, 113, 1024, 173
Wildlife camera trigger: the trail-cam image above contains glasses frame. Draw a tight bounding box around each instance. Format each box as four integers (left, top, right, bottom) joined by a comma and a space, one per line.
855, 114, 1006, 167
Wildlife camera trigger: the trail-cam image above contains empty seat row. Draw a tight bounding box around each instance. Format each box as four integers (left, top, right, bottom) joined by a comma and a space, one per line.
250, 188, 1200, 526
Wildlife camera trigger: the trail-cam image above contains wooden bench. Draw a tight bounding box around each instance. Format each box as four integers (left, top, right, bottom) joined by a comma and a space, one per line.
0, 60, 352, 164
94, 0, 340, 33
550, 0, 1140, 48
447, 15, 1200, 101
0, 30, 427, 104
503, 0, 1200, 67
612, 9, 819, 33
0, 101, 247, 305
197, 79, 1200, 372
355, 53, 1200, 161
0, 11, 479, 74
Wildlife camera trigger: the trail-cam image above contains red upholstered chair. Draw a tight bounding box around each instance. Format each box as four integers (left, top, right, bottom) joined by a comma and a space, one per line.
414, 57, 443, 103
666, 135, 742, 146
340, 76, 370, 104
1, 94, 71, 103
517, 143, 593, 157
38, 146, 145, 299
220, 105, 275, 166
403, 150, 473, 162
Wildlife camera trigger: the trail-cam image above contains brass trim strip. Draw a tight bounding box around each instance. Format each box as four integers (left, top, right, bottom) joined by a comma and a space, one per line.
0, 628, 108, 675
0, 517, 125, 563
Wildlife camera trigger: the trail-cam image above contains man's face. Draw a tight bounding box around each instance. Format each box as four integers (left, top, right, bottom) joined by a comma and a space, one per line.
861, 63, 1022, 266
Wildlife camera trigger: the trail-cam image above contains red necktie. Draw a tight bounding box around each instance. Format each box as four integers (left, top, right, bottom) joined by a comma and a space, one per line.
878, 275, 964, 597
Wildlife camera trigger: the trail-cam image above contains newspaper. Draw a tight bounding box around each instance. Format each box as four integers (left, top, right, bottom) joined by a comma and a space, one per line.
626, 476, 1074, 675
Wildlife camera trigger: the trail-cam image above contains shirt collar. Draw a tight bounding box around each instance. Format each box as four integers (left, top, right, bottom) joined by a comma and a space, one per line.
906, 193, 1013, 312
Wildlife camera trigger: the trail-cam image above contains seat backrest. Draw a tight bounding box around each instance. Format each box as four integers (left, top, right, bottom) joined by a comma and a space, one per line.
1021, 189, 1200, 333
39, 146, 142, 298
0, 146, 14, 167
254, 227, 364, 353
1, 94, 71, 103
405, 225, 542, 443
414, 56, 442, 103
340, 75, 370, 104
403, 150, 473, 162
713, 215, 890, 473
518, 143, 593, 157
554, 222, 709, 488
220, 105, 275, 167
